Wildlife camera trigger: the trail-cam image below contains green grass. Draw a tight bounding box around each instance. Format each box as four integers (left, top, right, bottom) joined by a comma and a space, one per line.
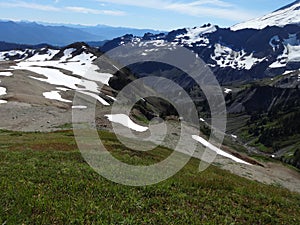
250, 154, 275, 163
131, 112, 150, 125
54, 123, 74, 129
0, 130, 300, 224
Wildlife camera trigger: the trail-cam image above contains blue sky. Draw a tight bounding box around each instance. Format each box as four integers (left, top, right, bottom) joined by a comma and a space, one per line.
0, 0, 292, 30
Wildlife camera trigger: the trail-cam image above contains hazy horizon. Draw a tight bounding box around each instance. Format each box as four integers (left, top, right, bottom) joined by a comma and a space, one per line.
0, 0, 292, 30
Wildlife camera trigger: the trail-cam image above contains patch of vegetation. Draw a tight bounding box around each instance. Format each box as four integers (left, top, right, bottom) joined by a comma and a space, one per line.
200, 124, 211, 137
282, 148, 300, 169
242, 110, 300, 169
0, 129, 299, 224
222, 136, 248, 154
54, 123, 73, 130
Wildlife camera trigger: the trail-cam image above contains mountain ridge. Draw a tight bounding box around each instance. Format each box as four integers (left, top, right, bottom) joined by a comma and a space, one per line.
231, 0, 300, 31
98, 1, 300, 85
0, 20, 164, 46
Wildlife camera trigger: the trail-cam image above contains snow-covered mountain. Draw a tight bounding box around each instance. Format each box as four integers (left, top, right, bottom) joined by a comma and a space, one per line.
0, 1, 299, 92
101, 1, 300, 84
231, 0, 300, 31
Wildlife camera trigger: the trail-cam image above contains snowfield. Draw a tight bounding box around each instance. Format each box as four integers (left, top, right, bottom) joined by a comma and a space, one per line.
3, 47, 114, 105
212, 44, 265, 70
13, 51, 112, 86
231, 1, 300, 30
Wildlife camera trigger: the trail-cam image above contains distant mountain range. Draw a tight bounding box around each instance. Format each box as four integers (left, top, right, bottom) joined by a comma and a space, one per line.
0, 21, 162, 46
0, 41, 57, 52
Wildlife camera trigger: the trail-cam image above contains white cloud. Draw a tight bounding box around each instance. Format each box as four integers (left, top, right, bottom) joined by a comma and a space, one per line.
98, 0, 165, 9
165, 3, 253, 20
0, 1, 60, 11
97, 0, 259, 21
0, 1, 126, 16
184, 0, 234, 8
66, 6, 126, 16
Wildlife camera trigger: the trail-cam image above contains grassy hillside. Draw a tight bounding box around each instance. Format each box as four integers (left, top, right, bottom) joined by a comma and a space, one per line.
0, 130, 299, 224
237, 106, 300, 169
224, 74, 300, 170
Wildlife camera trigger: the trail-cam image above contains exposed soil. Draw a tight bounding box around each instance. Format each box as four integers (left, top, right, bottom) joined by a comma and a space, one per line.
215, 156, 300, 193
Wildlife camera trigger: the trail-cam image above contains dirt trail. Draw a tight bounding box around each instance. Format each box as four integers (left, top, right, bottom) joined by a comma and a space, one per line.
215, 156, 300, 193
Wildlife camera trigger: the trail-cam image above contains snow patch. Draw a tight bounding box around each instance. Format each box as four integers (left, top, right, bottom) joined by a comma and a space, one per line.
43, 91, 72, 103
224, 88, 232, 94
282, 70, 295, 75
269, 43, 300, 68
106, 95, 117, 101
0, 72, 13, 76
192, 135, 251, 165
105, 114, 148, 132
60, 48, 76, 61
26, 49, 59, 61
68, 52, 97, 62
72, 105, 87, 109
78, 91, 110, 106
175, 25, 217, 47
287, 44, 300, 62
269, 35, 280, 51
0, 49, 38, 61
0, 87, 7, 96
231, 134, 238, 139
56, 87, 70, 92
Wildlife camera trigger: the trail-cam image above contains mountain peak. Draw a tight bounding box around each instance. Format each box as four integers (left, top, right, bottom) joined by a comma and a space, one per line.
274, 0, 300, 12
231, 1, 300, 31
